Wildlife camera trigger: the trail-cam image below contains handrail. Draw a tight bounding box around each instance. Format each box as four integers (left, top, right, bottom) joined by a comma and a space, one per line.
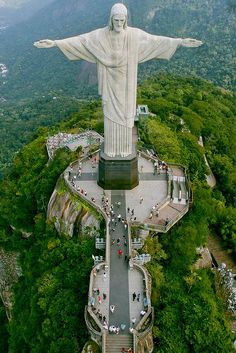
64, 165, 109, 224
131, 202, 189, 233
84, 306, 102, 338
65, 153, 111, 264
135, 307, 154, 337
128, 222, 132, 257
131, 261, 154, 353
102, 331, 107, 353
139, 150, 193, 204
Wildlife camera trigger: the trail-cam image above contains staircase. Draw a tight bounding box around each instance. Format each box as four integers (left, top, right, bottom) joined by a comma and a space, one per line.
105, 334, 133, 353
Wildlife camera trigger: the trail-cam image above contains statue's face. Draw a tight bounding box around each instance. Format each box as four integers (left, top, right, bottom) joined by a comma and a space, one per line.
112, 14, 126, 33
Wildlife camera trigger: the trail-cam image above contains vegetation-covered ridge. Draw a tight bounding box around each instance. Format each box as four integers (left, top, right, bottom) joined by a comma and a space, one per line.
0, 74, 235, 352
135, 74, 236, 352
0, 0, 235, 102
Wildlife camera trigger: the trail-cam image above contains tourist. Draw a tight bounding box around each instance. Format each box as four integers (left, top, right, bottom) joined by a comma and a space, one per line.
118, 249, 123, 257
103, 322, 108, 330
110, 305, 115, 313
109, 325, 116, 333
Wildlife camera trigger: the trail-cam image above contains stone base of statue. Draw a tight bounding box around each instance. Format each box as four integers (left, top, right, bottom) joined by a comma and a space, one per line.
98, 144, 139, 190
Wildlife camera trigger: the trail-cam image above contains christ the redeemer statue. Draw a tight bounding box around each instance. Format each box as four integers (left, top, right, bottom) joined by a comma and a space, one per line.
34, 3, 202, 158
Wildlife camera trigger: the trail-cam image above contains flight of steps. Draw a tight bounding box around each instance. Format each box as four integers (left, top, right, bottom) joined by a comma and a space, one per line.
105, 334, 133, 353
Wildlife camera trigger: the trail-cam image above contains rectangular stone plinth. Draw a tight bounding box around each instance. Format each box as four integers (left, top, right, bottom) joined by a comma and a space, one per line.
98, 146, 139, 190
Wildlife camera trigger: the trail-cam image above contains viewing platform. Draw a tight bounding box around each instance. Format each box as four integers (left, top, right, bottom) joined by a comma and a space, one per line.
62, 142, 191, 353
65, 150, 191, 234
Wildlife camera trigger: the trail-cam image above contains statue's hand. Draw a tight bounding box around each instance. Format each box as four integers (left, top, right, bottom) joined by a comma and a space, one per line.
33, 39, 56, 48
181, 38, 203, 48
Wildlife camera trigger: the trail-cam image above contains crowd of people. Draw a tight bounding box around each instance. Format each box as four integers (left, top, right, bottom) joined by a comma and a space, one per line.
218, 263, 236, 314
47, 131, 103, 159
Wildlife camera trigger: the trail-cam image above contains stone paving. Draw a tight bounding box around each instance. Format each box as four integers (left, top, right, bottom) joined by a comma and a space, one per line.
128, 268, 145, 325
90, 265, 110, 325
67, 151, 189, 338
108, 191, 130, 333
69, 153, 186, 226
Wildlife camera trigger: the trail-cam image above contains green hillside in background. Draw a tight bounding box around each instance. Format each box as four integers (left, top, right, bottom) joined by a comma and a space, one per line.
0, 0, 235, 102
0, 74, 236, 352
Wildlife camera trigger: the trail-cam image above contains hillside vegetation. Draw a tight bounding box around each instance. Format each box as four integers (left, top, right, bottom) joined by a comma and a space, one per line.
137, 74, 236, 352
0, 75, 236, 352
0, 0, 235, 102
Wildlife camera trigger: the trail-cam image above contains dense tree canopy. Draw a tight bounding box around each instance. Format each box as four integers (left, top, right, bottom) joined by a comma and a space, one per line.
0, 74, 235, 351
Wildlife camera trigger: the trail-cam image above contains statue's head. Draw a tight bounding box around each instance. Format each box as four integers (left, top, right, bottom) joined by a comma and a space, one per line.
109, 3, 128, 32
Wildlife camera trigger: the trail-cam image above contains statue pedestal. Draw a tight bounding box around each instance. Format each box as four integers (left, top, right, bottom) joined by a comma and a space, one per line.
98, 145, 139, 190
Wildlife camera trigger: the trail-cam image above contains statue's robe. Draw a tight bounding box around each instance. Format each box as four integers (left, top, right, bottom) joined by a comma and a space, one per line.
55, 27, 181, 157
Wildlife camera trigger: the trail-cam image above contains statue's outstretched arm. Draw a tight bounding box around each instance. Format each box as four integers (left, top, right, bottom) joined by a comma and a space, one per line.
33, 39, 56, 48
181, 38, 203, 48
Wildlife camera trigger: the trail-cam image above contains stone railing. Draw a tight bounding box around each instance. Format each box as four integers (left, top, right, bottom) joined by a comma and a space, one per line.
138, 151, 192, 204
102, 331, 107, 353
133, 308, 154, 353
167, 162, 193, 205
131, 203, 189, 233
128, 222, 132, 257
65, 155, 112, 265
84, 306, 103, 347
131, 262, 154, 353
64, 155, 109, 224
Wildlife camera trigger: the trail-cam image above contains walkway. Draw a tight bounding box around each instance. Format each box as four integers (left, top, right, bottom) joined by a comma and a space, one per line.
198, 136, 216, 188
70, 153, 187, 228
66, 151, 190, 351
109, 191, 130, 333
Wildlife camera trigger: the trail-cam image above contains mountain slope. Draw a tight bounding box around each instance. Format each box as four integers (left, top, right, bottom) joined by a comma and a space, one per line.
0, 0, 235, 101
0, 0, 55, 26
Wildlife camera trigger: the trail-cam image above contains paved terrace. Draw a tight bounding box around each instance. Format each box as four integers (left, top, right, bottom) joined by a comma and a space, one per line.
68, 152, 189, 231
66, 152, 189, 338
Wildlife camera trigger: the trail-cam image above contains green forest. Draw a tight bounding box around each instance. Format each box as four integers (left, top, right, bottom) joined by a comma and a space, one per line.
0, 74, 236, 352
0, 0, 235, 102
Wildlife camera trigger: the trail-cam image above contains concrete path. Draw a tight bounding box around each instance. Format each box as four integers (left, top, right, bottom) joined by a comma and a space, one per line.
109, 191, 130, 333
198, 136, 216, 188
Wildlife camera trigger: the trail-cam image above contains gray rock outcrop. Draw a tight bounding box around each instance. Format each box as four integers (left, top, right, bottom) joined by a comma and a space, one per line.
47, 184, 100, 237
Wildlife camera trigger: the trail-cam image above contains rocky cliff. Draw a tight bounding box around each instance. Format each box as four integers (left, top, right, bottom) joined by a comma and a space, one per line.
0, 248, 21, 320
47, 180, 101, 238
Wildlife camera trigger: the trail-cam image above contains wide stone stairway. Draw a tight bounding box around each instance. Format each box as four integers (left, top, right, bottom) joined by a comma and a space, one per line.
105, 334, 133, 353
